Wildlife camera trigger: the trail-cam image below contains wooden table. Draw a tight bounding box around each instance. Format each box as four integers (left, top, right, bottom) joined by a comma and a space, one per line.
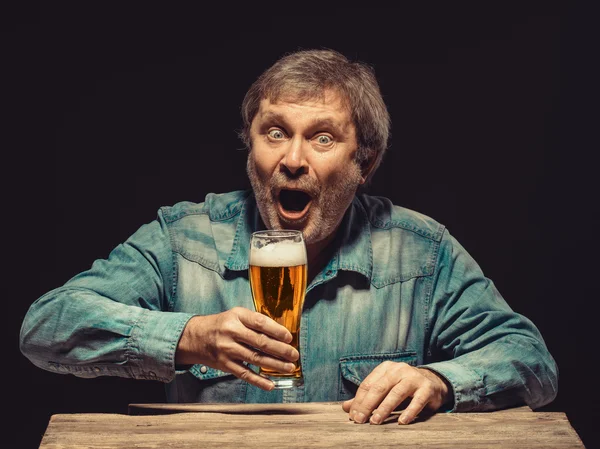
39, 402, 585, 448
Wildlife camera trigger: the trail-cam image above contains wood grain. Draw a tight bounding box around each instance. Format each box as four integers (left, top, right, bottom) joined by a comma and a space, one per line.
39, 402, 585, 448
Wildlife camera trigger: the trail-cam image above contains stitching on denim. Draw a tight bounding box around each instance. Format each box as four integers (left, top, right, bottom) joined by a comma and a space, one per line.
224, 196, 250, 272
163, 209, 179, 312
176, 251, 222, 275
340, 351, 417, 362
161, 205, 208, 224
160, 192, 249, 226
190, 364, 233, 380
166, 316, 189, 381
423, 228, 444, 346
209, 192, 250, 222
371, 270, 431, 288
355, 198, 374, 279
372, 218, 444, 242
300, 309, 308, 402
125, 309, 146, 379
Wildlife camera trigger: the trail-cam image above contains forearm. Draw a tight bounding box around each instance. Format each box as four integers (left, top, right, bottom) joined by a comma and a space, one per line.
423, 333, 558, 412
427, 231, 559, 412
20, 287, 195, 382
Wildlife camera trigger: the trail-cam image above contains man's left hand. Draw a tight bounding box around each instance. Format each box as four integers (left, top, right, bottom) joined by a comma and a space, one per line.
342, 362, 452, 425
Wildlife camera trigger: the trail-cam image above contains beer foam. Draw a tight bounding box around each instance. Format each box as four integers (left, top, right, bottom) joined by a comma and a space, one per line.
250, 240, 307, 267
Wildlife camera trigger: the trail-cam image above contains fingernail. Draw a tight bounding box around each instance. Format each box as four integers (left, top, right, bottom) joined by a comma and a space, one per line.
370, 413, 382, 425
355, 412, 366, 424
349, 409, 356, 420
399, 415, 411, 425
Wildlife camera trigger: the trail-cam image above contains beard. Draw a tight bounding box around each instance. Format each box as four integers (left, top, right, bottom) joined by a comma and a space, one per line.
246, 155, 363, 245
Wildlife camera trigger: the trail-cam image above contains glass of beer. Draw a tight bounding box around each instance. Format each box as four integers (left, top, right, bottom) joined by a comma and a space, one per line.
249, 230, 307, 389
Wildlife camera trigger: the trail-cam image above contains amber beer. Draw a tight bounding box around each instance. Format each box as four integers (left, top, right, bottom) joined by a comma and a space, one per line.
249, 230, 307, 389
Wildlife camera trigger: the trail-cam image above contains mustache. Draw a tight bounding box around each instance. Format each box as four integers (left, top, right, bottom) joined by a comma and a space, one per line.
269, 172, 321, 198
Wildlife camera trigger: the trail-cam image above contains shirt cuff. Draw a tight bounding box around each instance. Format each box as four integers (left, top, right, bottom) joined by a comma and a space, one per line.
419, 360, 485, 412
127, 309, 195, 382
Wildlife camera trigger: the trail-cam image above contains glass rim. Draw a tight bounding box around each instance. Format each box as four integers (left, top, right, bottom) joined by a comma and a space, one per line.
251, 230, 304, 238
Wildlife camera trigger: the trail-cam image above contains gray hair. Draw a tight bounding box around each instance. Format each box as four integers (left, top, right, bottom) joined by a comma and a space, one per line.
239, 49, 391, 183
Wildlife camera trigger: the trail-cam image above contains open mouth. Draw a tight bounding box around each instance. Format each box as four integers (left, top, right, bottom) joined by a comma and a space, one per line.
280, 190, 311, 211
277, 189, 312, 221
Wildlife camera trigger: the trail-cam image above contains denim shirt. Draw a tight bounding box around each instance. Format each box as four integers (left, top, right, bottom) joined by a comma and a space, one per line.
20, 190, 558, 410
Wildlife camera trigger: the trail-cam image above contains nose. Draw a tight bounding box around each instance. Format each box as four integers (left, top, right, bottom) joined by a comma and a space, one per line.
280, 136, 308, 177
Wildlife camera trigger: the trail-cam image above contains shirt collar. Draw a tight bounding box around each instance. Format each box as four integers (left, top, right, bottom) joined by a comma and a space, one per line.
224, 193, 373, 283
224, 193, 263, 272
335, 196, 373, 281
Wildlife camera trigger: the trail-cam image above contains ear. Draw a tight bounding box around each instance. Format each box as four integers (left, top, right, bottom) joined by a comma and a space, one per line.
359, 155, 377, 185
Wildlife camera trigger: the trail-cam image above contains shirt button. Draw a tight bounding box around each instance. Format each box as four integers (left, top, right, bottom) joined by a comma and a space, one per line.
200, 366, 208, 374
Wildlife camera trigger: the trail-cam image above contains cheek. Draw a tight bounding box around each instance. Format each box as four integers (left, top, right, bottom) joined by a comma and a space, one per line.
318, 161, 358, 185
251, 148, 279, 178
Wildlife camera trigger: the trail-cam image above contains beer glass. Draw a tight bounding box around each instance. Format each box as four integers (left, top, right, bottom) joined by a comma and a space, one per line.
249, 230, 307, 389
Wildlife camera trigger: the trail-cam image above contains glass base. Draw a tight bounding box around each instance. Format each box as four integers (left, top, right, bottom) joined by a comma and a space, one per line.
261, 374, 304, 389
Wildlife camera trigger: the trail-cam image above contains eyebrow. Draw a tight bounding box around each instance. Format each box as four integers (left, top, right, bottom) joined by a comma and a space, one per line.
258, 111, 347, 135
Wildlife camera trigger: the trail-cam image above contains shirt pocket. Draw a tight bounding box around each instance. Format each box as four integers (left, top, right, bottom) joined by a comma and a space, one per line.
338, 351, 418, 401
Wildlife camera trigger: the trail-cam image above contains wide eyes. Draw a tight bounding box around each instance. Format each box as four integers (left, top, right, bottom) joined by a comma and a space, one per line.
267, 129, 285, 140
316, 135, 332, 145
266, 128, 334, 147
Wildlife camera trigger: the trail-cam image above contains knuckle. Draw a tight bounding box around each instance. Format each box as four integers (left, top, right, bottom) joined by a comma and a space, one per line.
422, 384, 435, 396
389, 384, 407, 399
250, 351, 263, 365
255, 332, 269, 350
253, 313, 266, 327
221, 318, 238, 335
394, 362, 410, 374
238, 368, 252, 381
358, 380, 386, 395
230, 306, 244, 315
386, 362, 409, 377
411, 395, 429, 408
371, 382, 388, 394
380, 361, 393, 369
357, 381, 372, 393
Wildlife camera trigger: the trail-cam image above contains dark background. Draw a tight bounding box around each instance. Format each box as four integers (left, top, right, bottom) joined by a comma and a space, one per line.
4, 3, 598, 448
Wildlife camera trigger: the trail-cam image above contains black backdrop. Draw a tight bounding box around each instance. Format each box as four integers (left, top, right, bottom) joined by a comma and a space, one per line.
4, 3, 598, 448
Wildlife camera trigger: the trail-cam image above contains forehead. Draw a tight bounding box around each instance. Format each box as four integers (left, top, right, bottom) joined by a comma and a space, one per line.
253, 90, 353, 129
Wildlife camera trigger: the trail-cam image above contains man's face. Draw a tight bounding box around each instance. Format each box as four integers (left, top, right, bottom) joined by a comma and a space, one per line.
247, 89, 365, 246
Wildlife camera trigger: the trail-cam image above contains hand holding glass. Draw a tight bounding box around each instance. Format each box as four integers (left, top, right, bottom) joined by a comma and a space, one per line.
249, 230, 307, 389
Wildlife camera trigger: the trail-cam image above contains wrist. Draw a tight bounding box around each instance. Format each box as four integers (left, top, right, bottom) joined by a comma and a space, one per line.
175, 315, 204, 366
417, 367, 453, 407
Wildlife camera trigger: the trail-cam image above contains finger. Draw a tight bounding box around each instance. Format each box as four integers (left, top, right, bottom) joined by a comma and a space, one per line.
348, 365, 389, 424
369, 381, 414, 425
398, 390, 431, 425
342, 400, 352, 413
223, 360, 274, 391
238, 326, 299, 363
237, 343, 296, 374
237, 308, 293, 343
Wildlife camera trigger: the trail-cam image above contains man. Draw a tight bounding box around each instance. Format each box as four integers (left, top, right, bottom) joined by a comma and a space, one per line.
20, 49, 557, 426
